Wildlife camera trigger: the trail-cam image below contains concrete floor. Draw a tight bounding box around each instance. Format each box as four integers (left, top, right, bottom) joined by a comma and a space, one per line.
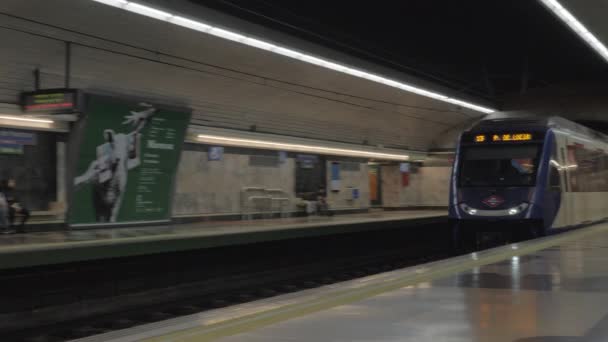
216, 228, 608, 342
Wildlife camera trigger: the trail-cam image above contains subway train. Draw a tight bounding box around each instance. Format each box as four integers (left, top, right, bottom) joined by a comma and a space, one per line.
449, 115, 608, 249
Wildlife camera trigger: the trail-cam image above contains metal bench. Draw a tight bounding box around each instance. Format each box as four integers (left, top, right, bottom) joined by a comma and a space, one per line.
265, 188, 291, 218
240, 187, 291, 219
241, 187, 271, 220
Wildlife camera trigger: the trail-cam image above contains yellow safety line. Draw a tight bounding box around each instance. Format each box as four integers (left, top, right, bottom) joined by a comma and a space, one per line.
144, 224, 608, 342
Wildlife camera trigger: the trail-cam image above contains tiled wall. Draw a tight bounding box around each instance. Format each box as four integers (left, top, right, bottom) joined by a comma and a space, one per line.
172, 150, 450, 216
382, 165, 451, 207
172, 151, 371, 216
325, 160, 371, 209
173, 150, 295, 215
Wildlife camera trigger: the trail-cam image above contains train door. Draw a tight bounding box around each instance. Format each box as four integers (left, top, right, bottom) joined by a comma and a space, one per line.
545, 134, 563, 230
562, 134, 577, 227
368, 163, 382, 206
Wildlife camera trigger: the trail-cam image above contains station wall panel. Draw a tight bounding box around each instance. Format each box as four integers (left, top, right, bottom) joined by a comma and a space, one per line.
381, 165, 450, 208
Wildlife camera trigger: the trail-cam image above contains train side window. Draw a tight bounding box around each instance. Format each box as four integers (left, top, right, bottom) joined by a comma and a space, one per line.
549, 165, 561, 190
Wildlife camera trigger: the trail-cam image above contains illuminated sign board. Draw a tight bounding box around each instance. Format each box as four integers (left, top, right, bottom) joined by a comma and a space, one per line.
21, 88, 78, 113
474, 133, 533, 143
475, 135, 486, 142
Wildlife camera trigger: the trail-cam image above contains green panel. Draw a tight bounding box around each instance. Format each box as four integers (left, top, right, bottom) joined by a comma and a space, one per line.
69, 95, 190, 225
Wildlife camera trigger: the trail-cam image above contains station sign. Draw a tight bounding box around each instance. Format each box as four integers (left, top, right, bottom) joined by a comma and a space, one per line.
21, 88, 79, 114
0, 130, 36, 155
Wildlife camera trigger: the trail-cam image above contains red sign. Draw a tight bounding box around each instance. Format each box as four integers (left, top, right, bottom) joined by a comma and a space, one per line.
401, 173, 409, 187
482, 195, 504, 208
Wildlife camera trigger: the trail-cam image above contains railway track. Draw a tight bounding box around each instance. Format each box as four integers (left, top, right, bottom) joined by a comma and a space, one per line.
0, 222, 483, 341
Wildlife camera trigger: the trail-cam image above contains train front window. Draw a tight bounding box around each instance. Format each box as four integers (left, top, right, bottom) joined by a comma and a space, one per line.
459, 145, 540, 187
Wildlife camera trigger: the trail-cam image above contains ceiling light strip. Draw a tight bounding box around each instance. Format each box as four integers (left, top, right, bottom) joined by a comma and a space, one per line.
197, 134, 410, 161
91, 0, 495, 114
540, 0, 608, 62
0, 115, 54, 123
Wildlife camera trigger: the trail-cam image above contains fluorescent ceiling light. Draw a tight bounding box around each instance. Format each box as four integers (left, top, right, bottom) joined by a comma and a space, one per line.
540, 0, 608, 62
0, 115, 53, 123
197, 134, 410, 161
91, 0, 495, 114
124, 2, 173, 21
93, 0, 128, 7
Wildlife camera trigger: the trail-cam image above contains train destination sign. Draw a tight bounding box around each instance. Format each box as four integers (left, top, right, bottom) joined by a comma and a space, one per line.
474, 133, 533, 143
21, 88, 78, 113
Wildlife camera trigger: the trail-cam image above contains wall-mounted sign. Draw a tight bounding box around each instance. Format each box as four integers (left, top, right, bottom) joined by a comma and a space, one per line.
0, 130, 36, 155
331, 161, 341, 191
208, 146, 224, 161
278, 151, 287, 164
297, 154, 317, 169
399, 162, 410, 173
0, 130, 36, 145
21, 88, 78, 113
402, 172, 410, 187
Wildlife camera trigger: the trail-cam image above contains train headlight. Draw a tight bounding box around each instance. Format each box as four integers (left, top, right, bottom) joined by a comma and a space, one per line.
507, 203, 529, 216
459, 204, 478, 215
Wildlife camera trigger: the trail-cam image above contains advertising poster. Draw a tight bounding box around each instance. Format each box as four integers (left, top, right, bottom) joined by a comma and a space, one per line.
69, 95, 190, 226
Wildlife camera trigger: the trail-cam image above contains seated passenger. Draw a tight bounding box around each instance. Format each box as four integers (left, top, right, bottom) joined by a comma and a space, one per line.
0, 189, 8, 233
2, 179, 30, 233
316, 187, 333, 216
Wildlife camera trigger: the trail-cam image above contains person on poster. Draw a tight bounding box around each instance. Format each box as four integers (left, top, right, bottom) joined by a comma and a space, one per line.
74, 103, 156, 222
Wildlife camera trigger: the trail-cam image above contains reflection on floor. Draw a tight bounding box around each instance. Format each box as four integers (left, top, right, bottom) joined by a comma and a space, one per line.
218, 227, 608, 342
0, 210, 445, 250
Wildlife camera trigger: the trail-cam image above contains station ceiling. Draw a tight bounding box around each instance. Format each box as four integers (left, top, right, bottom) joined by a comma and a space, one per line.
4, 0, 608, 149
193, 0, 608, 106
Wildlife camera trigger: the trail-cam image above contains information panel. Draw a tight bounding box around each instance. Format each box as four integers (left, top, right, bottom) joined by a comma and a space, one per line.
21, 88, 78, 113
462, 131, 543, 144
0, 130, 36, 154
69, 95, 190, 226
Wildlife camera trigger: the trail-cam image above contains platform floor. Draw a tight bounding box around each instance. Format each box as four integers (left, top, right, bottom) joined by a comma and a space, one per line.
87, 222, 608, 342
0, 210, 445, 270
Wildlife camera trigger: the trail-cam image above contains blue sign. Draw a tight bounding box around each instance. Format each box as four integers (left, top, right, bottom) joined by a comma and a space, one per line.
331, 162, 341, 191
278, 151, 287, 164
297, 154, 317, 168
0, 130, 36, 145
352, 188, 360, 199
0, 130, 36, 155
208, 146, 224, 161
331, 162, 340, 180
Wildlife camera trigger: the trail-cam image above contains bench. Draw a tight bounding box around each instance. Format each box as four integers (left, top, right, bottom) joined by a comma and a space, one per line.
240, 187, 291, 219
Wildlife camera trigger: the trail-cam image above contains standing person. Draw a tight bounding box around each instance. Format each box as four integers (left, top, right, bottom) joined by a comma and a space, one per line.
2, 179, 30, 233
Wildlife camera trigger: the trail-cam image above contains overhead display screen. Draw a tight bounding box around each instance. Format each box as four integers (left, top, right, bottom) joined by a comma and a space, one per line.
470, 132, 535, 143
21, 88, 78, 113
